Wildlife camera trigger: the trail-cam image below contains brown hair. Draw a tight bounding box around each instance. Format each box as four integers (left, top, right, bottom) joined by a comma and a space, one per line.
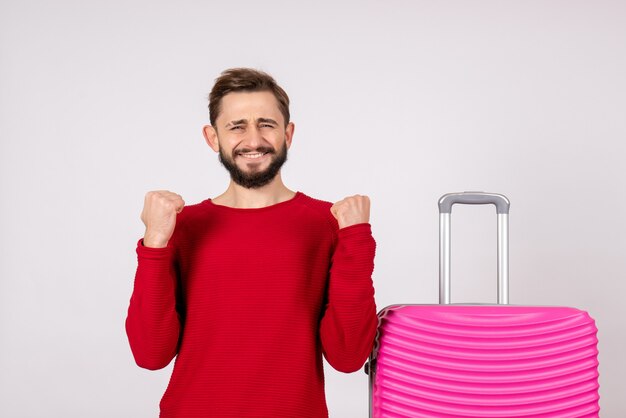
208, 68, 290, 127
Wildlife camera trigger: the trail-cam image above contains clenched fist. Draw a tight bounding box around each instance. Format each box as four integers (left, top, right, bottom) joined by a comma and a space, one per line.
141, 190, 185, 248
330, 195, 370, 229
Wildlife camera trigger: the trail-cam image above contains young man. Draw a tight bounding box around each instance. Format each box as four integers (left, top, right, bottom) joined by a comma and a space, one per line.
125, 68, 378, 418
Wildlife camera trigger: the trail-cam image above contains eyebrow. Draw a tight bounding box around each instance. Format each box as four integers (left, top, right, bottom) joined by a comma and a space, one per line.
257, 118, 278, 126
225, 119, 248, 128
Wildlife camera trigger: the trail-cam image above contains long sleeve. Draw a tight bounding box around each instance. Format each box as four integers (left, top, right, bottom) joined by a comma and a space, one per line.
125, 193, 377, 417
125, 239, 182, 370
320, 223, 378, 373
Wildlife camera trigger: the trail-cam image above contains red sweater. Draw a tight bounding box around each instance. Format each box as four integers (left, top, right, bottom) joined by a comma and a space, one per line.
125, 192, 377, 417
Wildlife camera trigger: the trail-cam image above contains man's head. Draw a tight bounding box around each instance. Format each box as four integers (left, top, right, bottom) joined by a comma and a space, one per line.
203, 68, 294, 189
208, 68, 290, 128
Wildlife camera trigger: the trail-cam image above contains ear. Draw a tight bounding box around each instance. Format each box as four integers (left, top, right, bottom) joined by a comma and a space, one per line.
285, 122, 295, 149
202, 125, 220, 152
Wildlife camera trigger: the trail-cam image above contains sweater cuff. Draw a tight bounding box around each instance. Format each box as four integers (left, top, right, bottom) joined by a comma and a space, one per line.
136, 238, 175, 260
337, 222, 372, 238
333, 223, 375, 274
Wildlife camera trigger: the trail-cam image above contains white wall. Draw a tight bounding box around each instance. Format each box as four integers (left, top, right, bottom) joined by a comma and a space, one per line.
1, 0, 624, 416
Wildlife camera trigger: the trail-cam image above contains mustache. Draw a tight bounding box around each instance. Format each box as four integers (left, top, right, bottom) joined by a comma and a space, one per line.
234, 146, 275, 156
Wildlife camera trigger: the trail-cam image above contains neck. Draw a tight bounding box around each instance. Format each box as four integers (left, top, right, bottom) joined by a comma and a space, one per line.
212, 173, 296, 209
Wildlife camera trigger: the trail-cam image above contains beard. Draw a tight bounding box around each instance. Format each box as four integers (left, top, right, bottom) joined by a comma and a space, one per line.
218, 142, 288, 189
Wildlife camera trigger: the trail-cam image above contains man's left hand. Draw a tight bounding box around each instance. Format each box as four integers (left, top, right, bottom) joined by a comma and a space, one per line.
331, 195, 371, 229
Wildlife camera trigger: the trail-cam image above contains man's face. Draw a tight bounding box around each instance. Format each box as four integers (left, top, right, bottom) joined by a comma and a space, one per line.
204, 91, 294, 189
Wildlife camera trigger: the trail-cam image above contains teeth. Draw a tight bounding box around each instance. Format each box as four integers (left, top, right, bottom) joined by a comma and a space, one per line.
241, 152, 265, 159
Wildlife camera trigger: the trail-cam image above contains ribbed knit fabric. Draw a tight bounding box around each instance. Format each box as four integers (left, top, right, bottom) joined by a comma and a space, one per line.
125, 192, 378, 418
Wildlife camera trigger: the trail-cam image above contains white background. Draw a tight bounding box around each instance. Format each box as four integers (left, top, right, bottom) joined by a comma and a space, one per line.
1, 0, 625, 416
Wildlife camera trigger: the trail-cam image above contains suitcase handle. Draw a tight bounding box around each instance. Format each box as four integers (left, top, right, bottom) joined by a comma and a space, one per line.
439, 192, 510, 214
438, 192, 510, 305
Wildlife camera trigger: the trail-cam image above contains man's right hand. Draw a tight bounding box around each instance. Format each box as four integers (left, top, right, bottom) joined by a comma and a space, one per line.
141, 190, 185, 248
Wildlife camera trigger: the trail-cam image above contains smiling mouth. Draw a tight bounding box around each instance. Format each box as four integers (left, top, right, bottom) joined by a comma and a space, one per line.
238, 152, 268, 159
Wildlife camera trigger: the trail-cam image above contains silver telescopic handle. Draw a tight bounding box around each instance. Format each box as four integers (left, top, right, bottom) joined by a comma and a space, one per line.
438, 192, 510, 305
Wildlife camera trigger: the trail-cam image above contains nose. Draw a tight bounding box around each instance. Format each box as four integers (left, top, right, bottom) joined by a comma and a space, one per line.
242, 125, 264, 149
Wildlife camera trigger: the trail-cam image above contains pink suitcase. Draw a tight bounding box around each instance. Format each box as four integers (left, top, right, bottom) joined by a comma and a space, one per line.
368, 192, 600, 417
